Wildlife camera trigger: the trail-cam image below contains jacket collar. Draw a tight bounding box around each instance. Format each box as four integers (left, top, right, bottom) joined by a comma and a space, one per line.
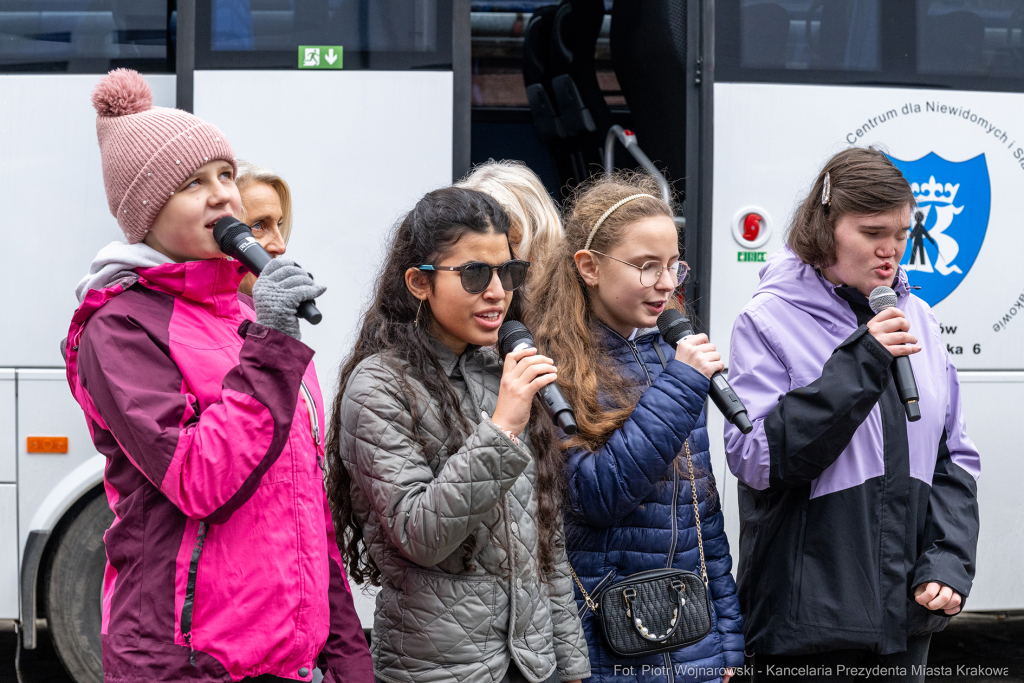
596, 320, 658, 351
428, 335, 481, 379
135, 258, 247, 318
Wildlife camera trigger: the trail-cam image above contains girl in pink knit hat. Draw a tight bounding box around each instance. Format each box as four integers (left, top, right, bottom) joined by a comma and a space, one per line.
64, 69, 372, 683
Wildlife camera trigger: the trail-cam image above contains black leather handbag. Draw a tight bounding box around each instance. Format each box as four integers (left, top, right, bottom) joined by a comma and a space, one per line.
569, 441, 714, 657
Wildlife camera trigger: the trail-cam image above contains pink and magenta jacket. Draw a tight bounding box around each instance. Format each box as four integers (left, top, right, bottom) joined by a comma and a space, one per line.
65, 255, 372, 683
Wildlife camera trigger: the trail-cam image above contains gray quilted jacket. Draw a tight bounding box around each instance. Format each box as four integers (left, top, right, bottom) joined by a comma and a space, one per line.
339, 339, 591, 683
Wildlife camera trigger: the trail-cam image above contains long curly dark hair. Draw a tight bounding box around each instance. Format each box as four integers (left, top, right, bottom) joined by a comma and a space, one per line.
326, 186, 564, 586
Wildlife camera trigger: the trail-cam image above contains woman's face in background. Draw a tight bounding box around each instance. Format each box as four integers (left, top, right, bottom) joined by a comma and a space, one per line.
822, 204, 912, 297
238, 181, 287, 295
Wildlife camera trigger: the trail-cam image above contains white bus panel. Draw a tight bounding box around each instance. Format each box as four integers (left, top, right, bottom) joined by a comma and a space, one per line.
0, 370, 14, 483
0, 484, 18, 619
16, 370, 102, 556
0, 74, 176, 369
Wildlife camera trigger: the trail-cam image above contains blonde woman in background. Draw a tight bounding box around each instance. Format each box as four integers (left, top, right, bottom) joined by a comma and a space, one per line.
457, 159, 562, 283
236, 159, 293, 295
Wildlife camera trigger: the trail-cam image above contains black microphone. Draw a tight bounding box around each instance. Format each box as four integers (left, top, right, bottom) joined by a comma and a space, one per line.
868, 286, 921, 422
497, 321, 577, 436
657, 310, 753, 434
213, 217, 322, 325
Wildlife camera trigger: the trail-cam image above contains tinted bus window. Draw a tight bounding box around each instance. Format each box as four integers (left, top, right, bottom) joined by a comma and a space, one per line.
196, 0, 453, 69
718, 0, 1024, 92
918, 0, 1024, 77
0, 0, 171, 73
740, 0, 880, 71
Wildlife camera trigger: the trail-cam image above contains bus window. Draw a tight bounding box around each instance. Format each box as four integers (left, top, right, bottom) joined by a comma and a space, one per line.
918, 0, 1024, 77
740, 0, 880, 72
0, 0, 171, 73
196, 0, 452, 69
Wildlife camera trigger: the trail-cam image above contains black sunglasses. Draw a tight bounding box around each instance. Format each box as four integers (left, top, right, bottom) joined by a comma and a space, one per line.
418, 259, 530, 294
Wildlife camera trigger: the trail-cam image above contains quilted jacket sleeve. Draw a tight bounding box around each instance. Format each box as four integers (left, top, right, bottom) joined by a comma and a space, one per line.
546, 521, 591, 681
341, 360, 532, 567
565, 359, 709, 526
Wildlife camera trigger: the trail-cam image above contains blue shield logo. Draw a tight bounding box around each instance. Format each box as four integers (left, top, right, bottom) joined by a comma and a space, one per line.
888, 153, 990, 307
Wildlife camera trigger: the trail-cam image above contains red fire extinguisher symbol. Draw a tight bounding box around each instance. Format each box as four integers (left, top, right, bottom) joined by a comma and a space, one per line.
743, 213, 763, 242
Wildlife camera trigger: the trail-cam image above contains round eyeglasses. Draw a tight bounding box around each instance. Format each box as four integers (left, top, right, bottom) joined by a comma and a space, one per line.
418, 259, 530, 294
590, 251, 689, 287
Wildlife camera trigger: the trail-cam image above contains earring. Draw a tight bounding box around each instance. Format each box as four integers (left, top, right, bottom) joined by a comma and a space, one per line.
415, 300, 423, 327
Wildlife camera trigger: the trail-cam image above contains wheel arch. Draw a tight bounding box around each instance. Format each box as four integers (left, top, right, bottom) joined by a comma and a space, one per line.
19, 454, 106, 649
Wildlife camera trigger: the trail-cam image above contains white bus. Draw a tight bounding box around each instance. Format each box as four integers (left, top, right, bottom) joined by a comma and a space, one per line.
4, 0, 1022, 681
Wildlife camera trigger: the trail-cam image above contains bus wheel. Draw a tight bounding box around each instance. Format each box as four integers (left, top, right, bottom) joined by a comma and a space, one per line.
46, 494, 113, 683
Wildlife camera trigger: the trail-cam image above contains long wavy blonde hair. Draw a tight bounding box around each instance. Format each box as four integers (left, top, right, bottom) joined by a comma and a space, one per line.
528, 172, 678, 452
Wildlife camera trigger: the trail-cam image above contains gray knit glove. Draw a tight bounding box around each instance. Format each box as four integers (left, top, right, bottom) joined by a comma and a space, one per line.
252, 258, 326, 341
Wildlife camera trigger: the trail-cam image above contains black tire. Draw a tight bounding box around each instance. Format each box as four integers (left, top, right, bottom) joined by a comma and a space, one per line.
46, 493, 113, 683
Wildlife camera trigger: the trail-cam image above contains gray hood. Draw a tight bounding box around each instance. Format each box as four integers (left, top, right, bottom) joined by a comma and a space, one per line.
76, 241, 172, 302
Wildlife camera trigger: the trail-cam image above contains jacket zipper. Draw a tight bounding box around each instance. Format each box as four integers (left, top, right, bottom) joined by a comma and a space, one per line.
181, 521, 209, 666
626, 338, 653, 386
300, 381, 325, 475
603, 325, 655, 386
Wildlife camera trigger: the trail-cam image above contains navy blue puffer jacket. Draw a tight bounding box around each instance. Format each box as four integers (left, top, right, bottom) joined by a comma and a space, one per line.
564, 325, 745, 683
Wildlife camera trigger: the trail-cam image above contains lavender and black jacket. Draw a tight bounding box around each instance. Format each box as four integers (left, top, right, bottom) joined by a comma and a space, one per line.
725, 246, 980, 657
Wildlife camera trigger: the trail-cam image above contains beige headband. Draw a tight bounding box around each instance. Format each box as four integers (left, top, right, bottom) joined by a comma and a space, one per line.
583, 193, 658, 250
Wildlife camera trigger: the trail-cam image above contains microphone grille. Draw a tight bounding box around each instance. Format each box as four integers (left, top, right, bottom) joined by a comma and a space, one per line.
497, 320, 533, 354
212, 217, 252, 254
868, 286, 898, 313
657, 309, 694, 345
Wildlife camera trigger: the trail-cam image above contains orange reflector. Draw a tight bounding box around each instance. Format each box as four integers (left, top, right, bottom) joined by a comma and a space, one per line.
27, 436, 68, 453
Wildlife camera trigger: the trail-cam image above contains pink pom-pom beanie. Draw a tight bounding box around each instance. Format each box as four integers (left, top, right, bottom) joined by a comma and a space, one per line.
92, 68, 236, 243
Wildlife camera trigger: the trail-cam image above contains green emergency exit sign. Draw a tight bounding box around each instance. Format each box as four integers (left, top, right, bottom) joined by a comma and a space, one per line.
298, 46, 343, 69
738, 251, 766, 262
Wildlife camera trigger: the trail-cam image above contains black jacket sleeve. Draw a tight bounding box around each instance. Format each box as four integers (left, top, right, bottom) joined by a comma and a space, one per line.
911, 431, 979, 604
764, 325, 893, 489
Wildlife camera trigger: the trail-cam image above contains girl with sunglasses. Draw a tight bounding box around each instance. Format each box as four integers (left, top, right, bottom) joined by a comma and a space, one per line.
529, 174, 745, 683
326, 187, 590, 683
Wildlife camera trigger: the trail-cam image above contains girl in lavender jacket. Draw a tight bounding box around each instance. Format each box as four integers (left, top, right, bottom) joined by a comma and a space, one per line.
725, 147, 980, 683
64, 69, 371, 683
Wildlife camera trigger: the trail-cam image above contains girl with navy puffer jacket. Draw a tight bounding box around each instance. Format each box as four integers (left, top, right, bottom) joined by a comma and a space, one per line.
529, 173, 745, 683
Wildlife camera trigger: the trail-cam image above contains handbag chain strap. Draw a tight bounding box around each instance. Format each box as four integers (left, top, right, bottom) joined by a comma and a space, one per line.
567, 439, 709, 611
684, 440, 709, 586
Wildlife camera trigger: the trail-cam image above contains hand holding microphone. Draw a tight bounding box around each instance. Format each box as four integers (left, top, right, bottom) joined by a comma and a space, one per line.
868, 286, 922, 421
671, 331, 725, 379
252, 259, 326, 341
214, 217, 323, 326
497, 321, 578, 436
657, 310, 753, 434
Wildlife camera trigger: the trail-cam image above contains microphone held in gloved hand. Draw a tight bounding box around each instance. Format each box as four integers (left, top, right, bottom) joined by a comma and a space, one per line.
497, 321, 577, 436
657, 309, 753, 434
213, 217, 322, 324
869, 286, 921, 422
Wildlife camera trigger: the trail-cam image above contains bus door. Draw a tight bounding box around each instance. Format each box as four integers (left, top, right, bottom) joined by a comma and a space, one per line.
708, 0, 1024, 611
